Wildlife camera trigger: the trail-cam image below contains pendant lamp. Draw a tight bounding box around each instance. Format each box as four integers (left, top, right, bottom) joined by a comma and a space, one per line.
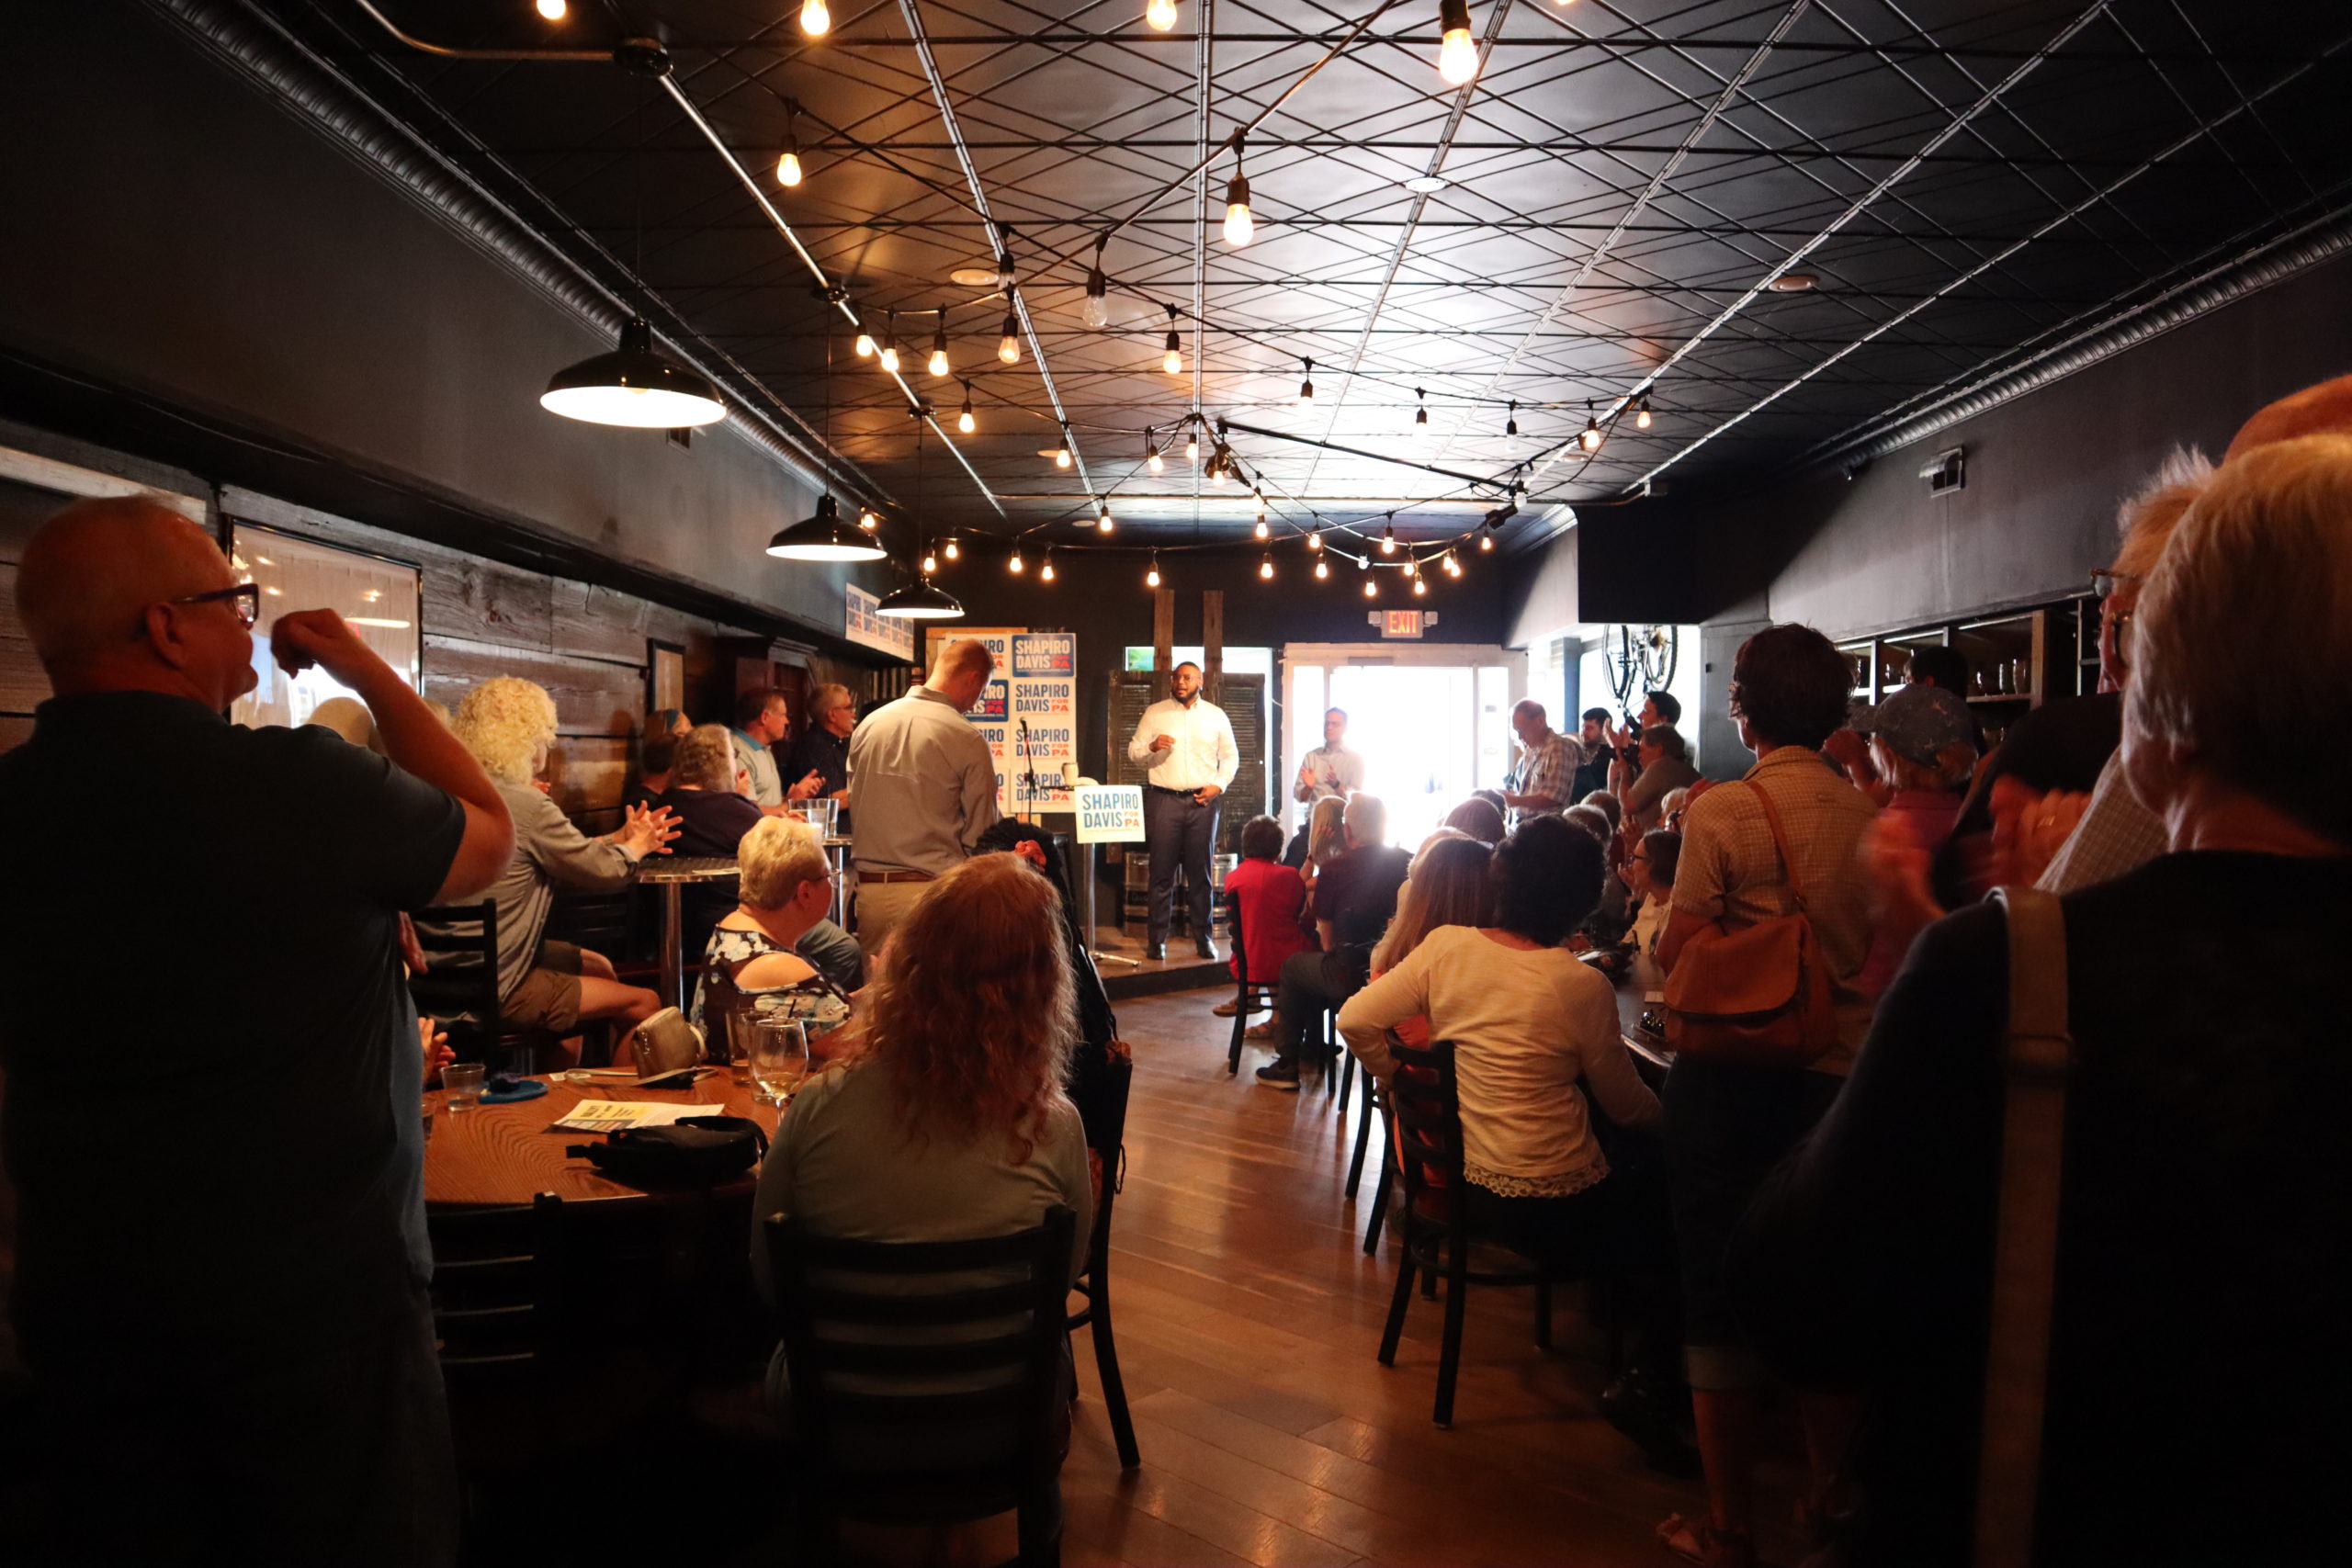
875, 577, 965, 618
542, 317, 726, 428
765, 494, 885, 561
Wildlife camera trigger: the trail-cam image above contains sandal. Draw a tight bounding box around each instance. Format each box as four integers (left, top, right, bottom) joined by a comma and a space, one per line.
1657, 1513, 1754, 1568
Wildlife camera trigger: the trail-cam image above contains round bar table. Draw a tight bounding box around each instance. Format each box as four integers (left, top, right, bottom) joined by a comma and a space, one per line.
635, 855, 741, 1010
424, 1072, 782, 1208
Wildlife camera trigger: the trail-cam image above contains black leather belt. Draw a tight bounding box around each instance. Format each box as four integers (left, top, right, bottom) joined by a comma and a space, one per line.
1146, 784, 1202, 796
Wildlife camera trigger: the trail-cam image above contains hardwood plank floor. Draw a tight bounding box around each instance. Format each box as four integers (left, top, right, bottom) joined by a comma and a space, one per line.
1059, 987, 1783, 1568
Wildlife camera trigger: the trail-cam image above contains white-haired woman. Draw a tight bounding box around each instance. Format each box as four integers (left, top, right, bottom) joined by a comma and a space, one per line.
695, 816, 850, 1050
1736, 433, 2352, 1568
418, 676, 675, 1053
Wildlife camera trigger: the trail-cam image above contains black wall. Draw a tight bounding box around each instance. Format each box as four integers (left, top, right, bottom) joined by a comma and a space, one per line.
0, 0, 884, 651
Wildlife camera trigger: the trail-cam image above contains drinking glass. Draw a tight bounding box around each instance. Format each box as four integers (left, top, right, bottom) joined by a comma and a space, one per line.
444, 1061, 487, 1113
718, 1005, 755, 1085
747, 1017, 810, 1106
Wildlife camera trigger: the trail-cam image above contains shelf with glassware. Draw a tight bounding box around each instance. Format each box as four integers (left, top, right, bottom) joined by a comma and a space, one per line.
1833, 596, 2098, 753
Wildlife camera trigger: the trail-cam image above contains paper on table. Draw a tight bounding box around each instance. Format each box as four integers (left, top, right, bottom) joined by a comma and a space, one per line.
550, 1100, 713, 1134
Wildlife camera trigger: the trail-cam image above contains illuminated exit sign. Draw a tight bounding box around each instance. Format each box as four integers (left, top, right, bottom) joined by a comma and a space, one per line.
1370, 610, 1439, 638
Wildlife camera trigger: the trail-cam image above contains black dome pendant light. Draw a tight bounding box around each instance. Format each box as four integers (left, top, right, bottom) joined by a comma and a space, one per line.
768, 318, 887, 561
542, 317, 727, 429
876, 407, 964, 618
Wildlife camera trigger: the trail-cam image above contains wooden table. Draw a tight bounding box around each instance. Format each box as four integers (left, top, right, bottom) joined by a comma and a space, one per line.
1612, 952, 1674, 1071
424, 1072, 782, 1208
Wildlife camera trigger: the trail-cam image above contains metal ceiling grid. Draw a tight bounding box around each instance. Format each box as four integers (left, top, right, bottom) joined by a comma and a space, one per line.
254, 0, 2352, 554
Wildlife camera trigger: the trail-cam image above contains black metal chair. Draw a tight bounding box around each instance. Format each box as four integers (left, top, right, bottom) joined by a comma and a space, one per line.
410, 900, 562, 1074
1375, 1039, 1565, 1428
763, 1208, 1079, 1567
1221, 890, 1280, 1075
1065, 1048, 1141, 1469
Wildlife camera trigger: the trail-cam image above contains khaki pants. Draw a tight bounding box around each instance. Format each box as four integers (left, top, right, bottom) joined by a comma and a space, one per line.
852, 877, 932, 962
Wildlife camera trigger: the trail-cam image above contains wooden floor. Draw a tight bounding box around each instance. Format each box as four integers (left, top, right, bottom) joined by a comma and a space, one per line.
1057, 987, 1792, 1568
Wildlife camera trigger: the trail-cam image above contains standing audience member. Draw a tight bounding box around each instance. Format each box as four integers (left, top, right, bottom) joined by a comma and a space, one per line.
1501, 700, 1581, 821
731, 686, 823, 815
0, 498, 515, 1566
1901, 645, 1969, 696
1619, 723, 1700, 837
1653, 625, 1877, 1568
1340, 818, 1685, 1469
1736, 434, 2352, 1568
1573, 707, 1616, 799
1221, 815, 1312, 1017
1294, 706, 1365, 806
423, 677, 675, 1049
1257, 794, 1411, 1089
847, 637, 1002, 954
1855, 684, 1977, 998
1126, 660, 1239, 961
786, 682, 856, 825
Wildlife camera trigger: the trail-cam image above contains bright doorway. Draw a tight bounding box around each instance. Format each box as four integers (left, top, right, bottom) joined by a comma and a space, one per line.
1282, 645, 1522, 852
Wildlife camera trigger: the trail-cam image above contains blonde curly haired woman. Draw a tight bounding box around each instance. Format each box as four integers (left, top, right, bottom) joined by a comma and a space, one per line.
417, 676, 677, 1054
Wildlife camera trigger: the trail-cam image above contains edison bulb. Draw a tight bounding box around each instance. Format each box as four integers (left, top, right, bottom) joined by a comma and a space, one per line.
877, 343, 900, 374
776, 150, 802, 187
1478, 532, 1493, 551
1162, 344, 1182, 375
944, 538, 960, 560
922, 549, 938, 574
1148, 449, 1164, 475
956, 408, 976, 434
998, 331, 1021, 365
799, 0, 831, 37
927, 348, 949, 378
1314, 558, 1329, 580
1439, 27, 1478, 85
1097, 510, 1114, 534
536, 0, 566, 18
1184, 435, 1199, 460
1146, 0, 1178, 29
1054, 447, 1072, 470
1082, 290, 1110, 330
1253, 516, 1269, 540
1363, 577, 1377, 598
1259, 556, 1274, 581
1636, 405, 1653, 429
1581, 425, 1602, 452
1307, 527, 1322, 550
1041, 556, 1057, 582
1413, 574, 1428, 596
1008, 549, 1023, 574
1223, 200, 1253, 248
1146, 561, 1161, 588
854, 332, 875, 357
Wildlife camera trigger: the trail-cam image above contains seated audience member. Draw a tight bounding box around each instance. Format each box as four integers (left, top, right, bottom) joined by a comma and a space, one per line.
1444, 794, 1507, 844
1659, 786, 1692, 831
625, 731, 679, 811
420, 677, 674, 1047
1564, 803, 1633, 946
1857, 683, 1977, 997
749, 854, 1095, 1485
1472, 786, 1510, 819
1581, 788, 1623, 833
1626, 829, 1681, 958
1292, 792, 1349, 884
307, 694, 379, 750
1736, 434, 2352, 1568
1653, 623, 1877, 1568
786, 681, 856, 824
0, 497, 514, 1565
1620, 722, 1701, 835
1221, 814, 1313, 1013
695, 817, 850, 1050
1257, 794, 1410, 1089
731, 686, 824, 815
665, 721, 779, 952
1339, 818, 1683, 1464
1369, 833, 1495, 993
648, 706, 693, 739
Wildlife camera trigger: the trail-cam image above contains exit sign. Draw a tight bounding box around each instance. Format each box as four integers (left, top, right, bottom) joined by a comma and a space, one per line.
1369, 610, 1439, 638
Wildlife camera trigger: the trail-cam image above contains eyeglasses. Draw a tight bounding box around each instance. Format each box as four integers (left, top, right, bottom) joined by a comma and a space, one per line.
2088, 568, 2141, 599
167, 582, 262, 628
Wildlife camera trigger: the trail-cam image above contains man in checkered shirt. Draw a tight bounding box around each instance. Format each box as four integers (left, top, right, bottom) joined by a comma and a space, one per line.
1501, 699, 1584, 822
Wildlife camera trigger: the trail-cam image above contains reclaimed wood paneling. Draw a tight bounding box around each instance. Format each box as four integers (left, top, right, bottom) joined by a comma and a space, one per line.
546, 734, 628, 827
422, 637, 641, 739
0, 563, 50, 715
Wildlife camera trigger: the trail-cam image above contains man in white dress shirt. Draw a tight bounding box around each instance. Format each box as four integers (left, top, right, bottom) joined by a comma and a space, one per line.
1292, 706, 1364, 807
1125, 661, 1238, 961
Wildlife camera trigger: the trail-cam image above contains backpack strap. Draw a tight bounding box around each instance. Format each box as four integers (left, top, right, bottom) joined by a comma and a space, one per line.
1973, 886, 2075, 1568
1744, 778, 1813, 914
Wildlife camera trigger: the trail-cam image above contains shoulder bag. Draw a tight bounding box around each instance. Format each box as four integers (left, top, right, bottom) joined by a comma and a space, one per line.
1662, 781, 1839, 1067
1973, 885, 2074, 1568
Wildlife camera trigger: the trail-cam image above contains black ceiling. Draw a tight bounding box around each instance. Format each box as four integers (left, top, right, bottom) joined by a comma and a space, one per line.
254, 0, 2352, 561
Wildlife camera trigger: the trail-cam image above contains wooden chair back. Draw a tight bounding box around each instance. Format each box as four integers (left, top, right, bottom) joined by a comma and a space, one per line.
410, 899, 500, 1037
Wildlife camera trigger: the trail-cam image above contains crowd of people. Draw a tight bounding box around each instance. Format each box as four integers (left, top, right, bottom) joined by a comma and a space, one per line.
2, 371, 2346, 1565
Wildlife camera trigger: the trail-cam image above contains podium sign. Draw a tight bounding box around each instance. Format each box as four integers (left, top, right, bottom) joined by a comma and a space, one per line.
1072, 784, 1147, 844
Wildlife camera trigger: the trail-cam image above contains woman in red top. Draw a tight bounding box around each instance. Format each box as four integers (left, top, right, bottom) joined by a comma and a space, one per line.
1224, 815, 1313, 988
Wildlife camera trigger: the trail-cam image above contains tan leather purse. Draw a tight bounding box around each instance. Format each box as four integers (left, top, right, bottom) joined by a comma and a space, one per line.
1662, 781, 1839, 1067
629, 1006, 707, 1078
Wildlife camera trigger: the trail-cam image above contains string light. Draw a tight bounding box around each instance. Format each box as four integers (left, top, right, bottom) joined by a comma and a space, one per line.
1146, 0, 1178, 30
1414, 389, 1429, 432
927, 309, 950, 378
1146, 552, 1161, 589
857, 507, 880, 532
1253, 507, 1270, 540
1380, 520, 1397, 555
1314, 557, 1329, 580
1082, 235, 1110, 330
876, 310, 900, 374
944, 536, 960, 561
1146, 429, 1164, 474
1444, 550, 1462, 577
998, 311, 1021, 365
1635, 392, 1653, 429
995, 231, 1018, 294
1054, 439, 1072, 470
775, 100, 803, 187
1162, 305, 1182, 375
854, 325, 875, 357
1210, 451, 1229, 486
1259, 553, 1275, 581
1223, 139, 1254, 248
1008, 547, 1024, 574
1307, 525, 1323, 550
1478, 530, 1493, 552
799, 0, 831, 38
1505, 400, 1518, 437
1040, 548, 1056, 582
922, 542, 939, 573
536, 0, 567, 20
1184, 432, 1199, 462
956, 381, 976, 434
1363, 575, 1378, 599
1096, 500, 1114, 533
1581, 401, 1602, 451
1297, 358, 1315, 407
1437, 0, 1479, 86
1413, 573, 1429, 597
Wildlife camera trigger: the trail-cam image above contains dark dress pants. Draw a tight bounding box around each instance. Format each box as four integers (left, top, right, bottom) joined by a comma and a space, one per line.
1274, 947, 1359, 1061
1144, 787, 1218, 945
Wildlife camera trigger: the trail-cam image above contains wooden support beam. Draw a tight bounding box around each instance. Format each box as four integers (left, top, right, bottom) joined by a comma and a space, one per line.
1152, 589, 1175, 700
1203, 590, 1225, 705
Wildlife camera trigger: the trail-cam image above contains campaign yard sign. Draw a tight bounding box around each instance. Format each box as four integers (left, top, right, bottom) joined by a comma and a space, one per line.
922, 626, 1080, 813
1072, 784, 1147, 844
